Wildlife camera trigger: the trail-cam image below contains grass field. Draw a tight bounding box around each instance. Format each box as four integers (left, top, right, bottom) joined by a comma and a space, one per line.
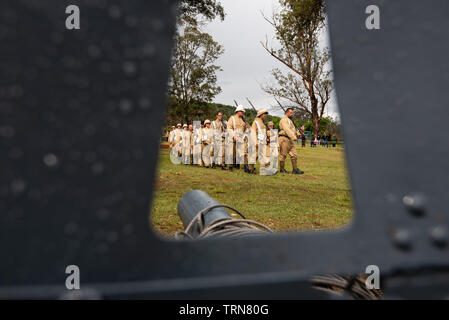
151, 144, 353, 237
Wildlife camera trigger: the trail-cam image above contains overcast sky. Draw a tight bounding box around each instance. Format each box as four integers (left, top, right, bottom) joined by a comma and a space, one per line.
203, 0, 339, 118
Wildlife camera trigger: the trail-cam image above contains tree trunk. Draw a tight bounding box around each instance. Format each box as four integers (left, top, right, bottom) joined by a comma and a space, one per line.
310, 95, 320, 136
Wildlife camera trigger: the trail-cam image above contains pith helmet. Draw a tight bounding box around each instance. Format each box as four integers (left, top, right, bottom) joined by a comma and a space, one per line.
235, 105, 245, 113
257, 108, 268, 117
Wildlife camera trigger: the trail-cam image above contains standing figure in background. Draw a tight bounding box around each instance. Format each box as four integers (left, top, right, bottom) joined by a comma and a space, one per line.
168, 125, 176, 149
212, 111, 226, 170
181, 124, 191, 164
169, 123, 183, 164
189, 124, 194, 165
192, 122, 203, 166
226, 105, 247, 171
279, 108, 304, 175
173, 123, 183, 155
249, 108, 269, 174
267, 121, 279, 171
243, 117, 251, 173
332, 135, 338, 149
201, 120, 214, 168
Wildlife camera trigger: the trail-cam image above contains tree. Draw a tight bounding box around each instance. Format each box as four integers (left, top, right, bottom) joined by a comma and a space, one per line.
261, 0, 333, 136
179, 0, 225, 23
271, 96, 310, 124
326, 115, 341, 137
168, 22, 224, 124
166, 1, 225, 124
304, 116, 341, 137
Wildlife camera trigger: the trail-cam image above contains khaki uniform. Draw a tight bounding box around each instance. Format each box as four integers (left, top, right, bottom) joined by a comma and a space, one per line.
267, 129, 279, 171
279, 116, 298, 170
267, 129, 279, 157
227, 115, 247, 165
249, 117, 269, 167
181, 129, 192, 164
243, 122, 250, 165
201, 127, 213, 167
212, 119, 225, 166
190, 130, 194, 164
172, 129, 183, 154
173, 128, 183, 145
168, 130, 175, 148
192, 127, 203, 166
168, 129, 183, 164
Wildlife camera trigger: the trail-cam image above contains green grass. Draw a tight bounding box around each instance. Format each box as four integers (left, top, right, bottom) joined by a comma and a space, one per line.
151, 145, 353, 236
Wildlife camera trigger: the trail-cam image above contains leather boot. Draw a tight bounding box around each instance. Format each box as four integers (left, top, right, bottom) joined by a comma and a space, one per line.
291, 159, 298, 172
291, 159, 304, 174
280, 161, 287, 173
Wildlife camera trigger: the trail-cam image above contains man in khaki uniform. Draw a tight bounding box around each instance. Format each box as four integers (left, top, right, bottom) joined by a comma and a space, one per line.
242, 118, 251, 173
201, 120, 214, 168
181, 124, 191, 164
168, 123, 183, 164
172, 123, 183, 152
192, 122, 203, 166
267, 121, 279, 171
226, 105, 247, 171
189, 124, 194, 165
279, 108, 304, 174
212, 111, 226, 170
168, 125, 175, 149
248, 108, 269, 174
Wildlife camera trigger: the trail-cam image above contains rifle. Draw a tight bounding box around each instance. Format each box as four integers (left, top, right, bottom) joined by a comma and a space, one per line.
221, 119, 227, 130
274, 96, 286, 113
245, 98, 257, 112
241, 113, 252, 130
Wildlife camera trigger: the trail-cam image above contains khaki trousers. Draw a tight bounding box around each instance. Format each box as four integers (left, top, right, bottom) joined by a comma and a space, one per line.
279, 136, 297, 162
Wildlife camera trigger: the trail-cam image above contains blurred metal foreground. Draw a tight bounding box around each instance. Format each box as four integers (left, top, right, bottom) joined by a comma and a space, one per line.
0, 0, 448, 299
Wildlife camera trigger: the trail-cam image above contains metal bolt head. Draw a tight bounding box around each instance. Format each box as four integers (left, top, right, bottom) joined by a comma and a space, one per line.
403, 193, 426, 216
393, 229, 412, 250
430, 226, 448, 248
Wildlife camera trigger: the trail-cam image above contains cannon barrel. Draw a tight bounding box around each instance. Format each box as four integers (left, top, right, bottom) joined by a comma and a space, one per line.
177, 190, 231, 237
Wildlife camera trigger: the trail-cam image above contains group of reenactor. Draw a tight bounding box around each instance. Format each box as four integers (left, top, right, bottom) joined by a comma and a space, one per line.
167, 106, 305, 175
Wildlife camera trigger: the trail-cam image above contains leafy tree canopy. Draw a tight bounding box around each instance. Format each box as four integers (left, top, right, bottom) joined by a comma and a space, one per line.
179, 0, 225, 22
